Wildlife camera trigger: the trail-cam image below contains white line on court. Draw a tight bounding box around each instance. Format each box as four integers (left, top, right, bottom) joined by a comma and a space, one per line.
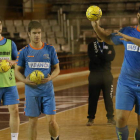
104, 137, 134, 140
0, 112, 24, 114
0, 106, 24, 109
0, 97, 130, 140
0, 101, 93, 132
0, 98, 107, 131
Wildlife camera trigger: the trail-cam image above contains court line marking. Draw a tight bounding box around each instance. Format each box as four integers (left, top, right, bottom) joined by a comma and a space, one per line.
0, 99, 103, 132
104, 137, 134, 140
0, 106, 24, 109
0, 97, 134, 140
0, 112, 24, 114
0, 97, 112, 131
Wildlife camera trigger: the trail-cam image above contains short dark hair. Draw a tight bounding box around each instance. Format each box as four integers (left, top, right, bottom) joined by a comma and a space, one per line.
28, 21, 43, 32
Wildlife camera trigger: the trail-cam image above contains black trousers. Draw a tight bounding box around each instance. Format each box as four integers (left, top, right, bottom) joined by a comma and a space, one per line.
87, 71, 114, 119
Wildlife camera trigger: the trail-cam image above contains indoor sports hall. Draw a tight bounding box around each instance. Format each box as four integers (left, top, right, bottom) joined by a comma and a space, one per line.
0, 0, 139, 140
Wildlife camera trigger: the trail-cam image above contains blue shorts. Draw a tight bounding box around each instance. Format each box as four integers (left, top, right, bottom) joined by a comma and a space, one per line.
24, 95, 56, 117
116, 79, 140, 114
0, 86, 19, 105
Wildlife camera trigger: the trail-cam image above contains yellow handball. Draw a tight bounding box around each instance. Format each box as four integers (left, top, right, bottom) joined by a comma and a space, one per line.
29, 70, 44, 84
0, 60, 11, 73
86, 5, 102, 21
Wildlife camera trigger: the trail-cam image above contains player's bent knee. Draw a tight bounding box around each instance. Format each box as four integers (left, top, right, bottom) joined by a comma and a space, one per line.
49, 120, 57, 127
9, 105, 19, 116
116, 116, 127, 124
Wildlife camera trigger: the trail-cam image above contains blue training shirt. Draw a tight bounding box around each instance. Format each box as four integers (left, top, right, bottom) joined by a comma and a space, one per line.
110, 26, 140, 85
17, 43, 59, 97
0, 37, 18, 60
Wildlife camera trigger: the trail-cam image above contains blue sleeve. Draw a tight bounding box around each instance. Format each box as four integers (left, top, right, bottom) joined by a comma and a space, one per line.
51, 46, 59, 65
12, 41, 18, 60
16, 48, 25, 67
110, 28, 126, 45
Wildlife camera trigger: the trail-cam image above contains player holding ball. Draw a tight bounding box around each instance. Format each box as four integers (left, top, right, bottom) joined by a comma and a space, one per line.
15, 21, 60, 140
0, 18, 20, 140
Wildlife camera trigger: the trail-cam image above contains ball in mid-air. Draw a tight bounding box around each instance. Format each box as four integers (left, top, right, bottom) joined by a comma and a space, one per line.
29, 70, 44, 84
86, 5, 102, 21
0, 60, 11, 72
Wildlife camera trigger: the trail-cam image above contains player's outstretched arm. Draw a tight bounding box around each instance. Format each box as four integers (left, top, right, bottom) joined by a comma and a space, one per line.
41, 63, 60, 84
116, 31, 140, 46
15, 65, 36, 86
91, 21, 114, 45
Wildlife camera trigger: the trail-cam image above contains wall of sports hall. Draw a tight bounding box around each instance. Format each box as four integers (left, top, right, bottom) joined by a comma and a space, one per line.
0, 0, 139, 139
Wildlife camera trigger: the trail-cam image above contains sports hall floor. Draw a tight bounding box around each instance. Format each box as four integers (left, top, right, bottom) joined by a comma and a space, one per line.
0, 70, 137, 140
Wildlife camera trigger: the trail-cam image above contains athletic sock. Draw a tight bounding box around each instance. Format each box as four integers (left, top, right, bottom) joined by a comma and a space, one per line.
51, 136, 59, 140
116, 126, 129, 140
11, 133, 18, 140
134, 128, 140, 140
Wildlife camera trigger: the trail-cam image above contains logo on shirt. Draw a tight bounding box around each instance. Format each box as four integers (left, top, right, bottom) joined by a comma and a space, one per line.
93, 42, 98, 53
127, 44, 140, 52
0, 51, 10, 55
27, 56, 34, 57
0, 57, 10, 60
28, 62, 50, 68
103, 45, 108, 49
43, 54, 50, 59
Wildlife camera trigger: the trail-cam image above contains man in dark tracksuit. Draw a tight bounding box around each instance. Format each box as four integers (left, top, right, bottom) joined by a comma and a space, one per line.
86, 36, 116, 126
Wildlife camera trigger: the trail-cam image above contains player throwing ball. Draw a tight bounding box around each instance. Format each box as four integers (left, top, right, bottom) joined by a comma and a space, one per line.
15, 21, 60, 140
91, 8, 140, 140
0, 18, 20, 140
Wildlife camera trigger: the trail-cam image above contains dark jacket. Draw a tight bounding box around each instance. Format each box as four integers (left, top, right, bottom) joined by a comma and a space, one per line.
88, 40, 115, 72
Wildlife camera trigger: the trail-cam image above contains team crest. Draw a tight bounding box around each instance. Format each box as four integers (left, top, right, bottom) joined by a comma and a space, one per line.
43, 54, 50, 59
103, 45, 109, 49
